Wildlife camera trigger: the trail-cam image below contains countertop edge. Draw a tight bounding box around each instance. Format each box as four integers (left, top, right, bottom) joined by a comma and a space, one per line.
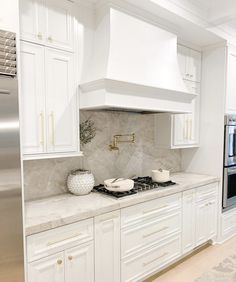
25, 175, 220, 236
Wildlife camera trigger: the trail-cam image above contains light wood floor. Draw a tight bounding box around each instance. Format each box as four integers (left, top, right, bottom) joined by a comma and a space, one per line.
146, 236, 236, 282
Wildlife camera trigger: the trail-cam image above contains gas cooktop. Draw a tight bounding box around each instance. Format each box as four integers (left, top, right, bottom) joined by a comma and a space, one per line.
93, 176, 176, 198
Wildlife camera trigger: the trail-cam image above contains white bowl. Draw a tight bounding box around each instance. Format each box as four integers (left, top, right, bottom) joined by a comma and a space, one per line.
104, 178, 134, 192
152, 170, 170, 183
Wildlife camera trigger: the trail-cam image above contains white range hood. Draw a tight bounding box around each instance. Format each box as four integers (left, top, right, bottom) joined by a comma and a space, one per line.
79, 7, 197, 113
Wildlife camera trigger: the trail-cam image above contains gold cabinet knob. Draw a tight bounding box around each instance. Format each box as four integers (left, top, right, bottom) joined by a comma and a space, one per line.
57, 259, 63, 265
37, 32, 42, 40
48, 36, 53, 42
68, 256, 73, 261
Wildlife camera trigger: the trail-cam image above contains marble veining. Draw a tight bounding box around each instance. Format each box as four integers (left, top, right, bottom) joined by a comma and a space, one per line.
25, 173, 219, 236
23, 111, 181, 201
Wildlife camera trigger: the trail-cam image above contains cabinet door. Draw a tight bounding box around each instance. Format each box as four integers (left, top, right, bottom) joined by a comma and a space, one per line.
188, 49, 201, 82
45, 48, 77, 153
28, 252, 64, 282
182, 190, 195, 254
20, 42, 46, 154
44, 0, 74, 51
207, 198, 218, 239
95, 210, 120, 282
226, 50, 236, 113
20, 0, 44, 44
195, 201, 209, 246
177, 45, 188, 80
173, 97, 199, 147
65, 242, 94, 282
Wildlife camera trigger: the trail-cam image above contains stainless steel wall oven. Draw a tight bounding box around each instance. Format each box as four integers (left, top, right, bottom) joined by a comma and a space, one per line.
223, 115, 236, 210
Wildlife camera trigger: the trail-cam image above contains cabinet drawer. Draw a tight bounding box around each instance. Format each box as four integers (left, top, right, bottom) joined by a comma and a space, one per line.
121, 234, 181, 282
27, 218, 94, 262
222, 208, 236, 238
195, 183, 218, 202
121, 211, 181, 258
121, 194, 181, 228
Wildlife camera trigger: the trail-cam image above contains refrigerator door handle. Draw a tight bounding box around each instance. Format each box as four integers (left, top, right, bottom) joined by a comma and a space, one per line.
0, 89, 10, 95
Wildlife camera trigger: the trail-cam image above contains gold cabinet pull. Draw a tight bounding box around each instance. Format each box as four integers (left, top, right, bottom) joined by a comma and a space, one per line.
40, 112, 44, 147
50, 111, 55, 146
143, 204, 168, 214
143, 226, 168, 239
68, 256, 73, 261
47, 233, 82, 246
57, 259, 63, 265
48, 36, 53, 42
37, 32, 42, 40
143, 252, 168, 267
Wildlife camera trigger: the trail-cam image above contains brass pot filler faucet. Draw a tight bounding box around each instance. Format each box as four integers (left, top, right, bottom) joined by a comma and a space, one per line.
109, 133, 136, 151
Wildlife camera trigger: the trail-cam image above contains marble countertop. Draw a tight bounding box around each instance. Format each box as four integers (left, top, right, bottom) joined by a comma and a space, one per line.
25, 172, 219, 236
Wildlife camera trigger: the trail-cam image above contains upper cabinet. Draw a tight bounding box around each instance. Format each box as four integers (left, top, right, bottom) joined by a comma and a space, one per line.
155, 44, 201, 149
178, 44, 201, 83
226, 47, 236, 114
20, 0, 74, 52
20, 42, 78, 158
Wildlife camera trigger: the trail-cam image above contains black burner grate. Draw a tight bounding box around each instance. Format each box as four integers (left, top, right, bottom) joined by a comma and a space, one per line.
93, 185, 137, 198
93, 176, 176, 198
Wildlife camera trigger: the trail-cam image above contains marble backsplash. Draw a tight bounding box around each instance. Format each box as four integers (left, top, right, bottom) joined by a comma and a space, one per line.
23, 111, 181, 201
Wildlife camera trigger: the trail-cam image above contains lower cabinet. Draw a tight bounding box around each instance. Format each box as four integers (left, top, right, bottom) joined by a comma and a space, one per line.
95, 210, 121, 282
65, 243, 94, 282
28, 242, 94, 282
26, 182, 219, 282
28, 252, 65, 282
182, 183, 218, 253
182, 190, 196, 254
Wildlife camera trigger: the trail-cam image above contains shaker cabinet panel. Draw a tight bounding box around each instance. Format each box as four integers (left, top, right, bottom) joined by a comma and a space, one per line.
20, 42, 46, 154
65, 242, 94, 282
20, 0, 44, 44
182, 190, 196, 254
95, 210, 121, 282
27, 252, 64, 282
45, 48, 77, 153
177, 44, 201, 82
44, 0, 74, 51
20, 0, 74, 51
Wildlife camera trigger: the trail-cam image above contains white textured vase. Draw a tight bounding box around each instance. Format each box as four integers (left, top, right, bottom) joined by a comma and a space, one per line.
67, 169, 95, 196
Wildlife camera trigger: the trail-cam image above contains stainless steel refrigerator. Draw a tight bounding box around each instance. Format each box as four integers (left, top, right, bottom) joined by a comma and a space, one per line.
0, 30, 25, 281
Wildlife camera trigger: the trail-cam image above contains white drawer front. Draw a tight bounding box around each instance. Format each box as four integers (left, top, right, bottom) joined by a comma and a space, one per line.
121, 211, 181, 258
121, 194, 181, 228
222, 209, 236, 238
195, 183, 218, 202
121, 234, 181, 282
27, 219, 94, 262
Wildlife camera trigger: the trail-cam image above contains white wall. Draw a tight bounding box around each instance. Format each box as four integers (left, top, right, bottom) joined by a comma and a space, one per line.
0, 0, 19, 32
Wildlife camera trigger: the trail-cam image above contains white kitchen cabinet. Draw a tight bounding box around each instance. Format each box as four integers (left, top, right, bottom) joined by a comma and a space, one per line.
20, 0, 74, 51
20, 0, 44, 44
195, 198, 217, 246
155, 97, 200, 149
177, 44, 201, 82
20, 41, 46, 154
95, 210, 121, 282
45, 48, 77, 153
226, 47, 236, 113
28, 252, 64, 282
20, 41, 78, 158
182, 189, 195, 254
65, 242, 94, 282
155, 45, 201, 149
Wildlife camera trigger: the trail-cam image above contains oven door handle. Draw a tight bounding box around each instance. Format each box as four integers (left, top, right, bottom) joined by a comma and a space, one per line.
227, 167, 236, 175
